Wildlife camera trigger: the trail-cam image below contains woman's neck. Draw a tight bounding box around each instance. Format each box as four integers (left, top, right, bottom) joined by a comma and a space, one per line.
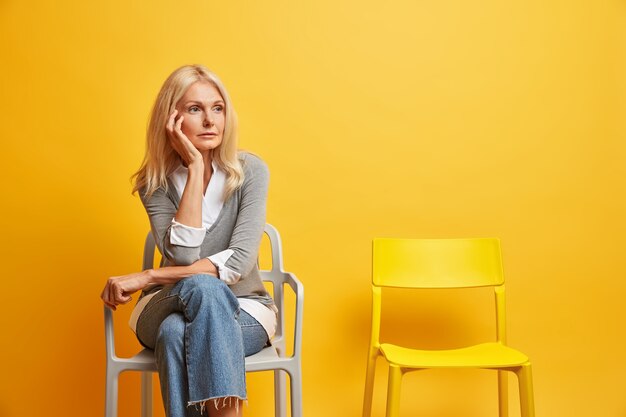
200, 150, 214, 193
200, 149, 213, 168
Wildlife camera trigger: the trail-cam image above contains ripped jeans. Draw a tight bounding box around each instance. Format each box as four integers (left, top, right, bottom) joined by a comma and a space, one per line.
135, 274, 269, 417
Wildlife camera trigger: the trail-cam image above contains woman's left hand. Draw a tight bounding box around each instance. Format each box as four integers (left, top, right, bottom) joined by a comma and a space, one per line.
101, 270, 152, 310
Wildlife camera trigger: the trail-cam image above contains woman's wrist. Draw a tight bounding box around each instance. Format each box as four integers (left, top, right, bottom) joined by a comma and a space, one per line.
189, 258, 219, 277
187, 158, 204, 173
144, 264, 202, 285
143, 269, 156, 285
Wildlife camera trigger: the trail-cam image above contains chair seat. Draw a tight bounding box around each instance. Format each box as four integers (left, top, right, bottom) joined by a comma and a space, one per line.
380, 342, 529, 369
112, 349, 158, 372
119, 345, 283, 368
246, 345, 279, 364
129, 349, 157, 367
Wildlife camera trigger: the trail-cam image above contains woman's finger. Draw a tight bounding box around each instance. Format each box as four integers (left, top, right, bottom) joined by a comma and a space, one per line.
174, 115, 184, 135
102, 280, 113, 304
166, 109, 178, 133
170, 114, 188, 145
115, 281, 132, 304
112, 282, 125, 304
119, 294, 132, 304
110, 279, 120, 307
101, 280, 117, 310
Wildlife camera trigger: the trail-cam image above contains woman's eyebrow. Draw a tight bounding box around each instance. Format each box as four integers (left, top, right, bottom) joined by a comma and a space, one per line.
183, 99, 225, 106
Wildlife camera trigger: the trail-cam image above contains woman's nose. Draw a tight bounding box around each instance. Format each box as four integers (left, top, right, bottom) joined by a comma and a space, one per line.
203, 114, 214, 127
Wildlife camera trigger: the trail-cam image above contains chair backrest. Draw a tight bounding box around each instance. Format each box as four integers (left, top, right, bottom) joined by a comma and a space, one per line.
370, 237, 507, 345
373, 238, 504, 289
258, 224, 288, 346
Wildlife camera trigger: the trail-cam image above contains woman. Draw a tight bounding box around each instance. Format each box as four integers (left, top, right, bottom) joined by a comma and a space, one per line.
101, 64, 276, 417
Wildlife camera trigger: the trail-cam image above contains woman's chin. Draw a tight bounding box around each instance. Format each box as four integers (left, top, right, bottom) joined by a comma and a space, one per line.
193, 141, 222, 153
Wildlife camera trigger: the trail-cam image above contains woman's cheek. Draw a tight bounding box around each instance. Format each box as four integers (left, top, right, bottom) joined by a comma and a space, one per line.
180, 117, 193, 136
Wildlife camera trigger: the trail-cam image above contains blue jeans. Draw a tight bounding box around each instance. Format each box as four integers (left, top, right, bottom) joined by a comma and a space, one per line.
135, 274, 269, 417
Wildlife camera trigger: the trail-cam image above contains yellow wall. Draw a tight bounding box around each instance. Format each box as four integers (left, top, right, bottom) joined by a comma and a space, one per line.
1, 1, 624, 416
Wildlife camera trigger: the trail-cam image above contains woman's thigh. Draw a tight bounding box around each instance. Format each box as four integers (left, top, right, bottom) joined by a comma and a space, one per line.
136, 282, 269, 355
136, 284, 179, 349
238, 309, 269, 357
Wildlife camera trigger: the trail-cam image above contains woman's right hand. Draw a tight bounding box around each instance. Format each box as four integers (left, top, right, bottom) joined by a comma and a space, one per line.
101, 270, 153, 310
166, 109, 203, 167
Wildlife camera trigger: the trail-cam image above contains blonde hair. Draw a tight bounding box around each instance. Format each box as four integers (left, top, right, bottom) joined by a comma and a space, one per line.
132, 64, 244, 199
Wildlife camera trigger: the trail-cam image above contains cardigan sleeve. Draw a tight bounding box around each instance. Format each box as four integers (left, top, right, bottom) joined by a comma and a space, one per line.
140, 185, 203, 266
224, 153, 269, 277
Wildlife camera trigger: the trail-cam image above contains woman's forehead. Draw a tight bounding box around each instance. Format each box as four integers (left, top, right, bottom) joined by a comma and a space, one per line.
181, 81, 223, 103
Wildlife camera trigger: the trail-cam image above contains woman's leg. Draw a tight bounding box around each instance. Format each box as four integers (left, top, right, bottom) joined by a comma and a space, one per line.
168, 275, 246, 407
239, 309, 270, 357
155, 314, 244, 417
136, 274, 251, 417
154, 313, 203, 417
202, 310, 269, 417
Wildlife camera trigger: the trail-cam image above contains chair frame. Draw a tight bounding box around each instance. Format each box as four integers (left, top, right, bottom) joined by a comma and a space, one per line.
104, 223, 303, 417
362, 237, 535, 417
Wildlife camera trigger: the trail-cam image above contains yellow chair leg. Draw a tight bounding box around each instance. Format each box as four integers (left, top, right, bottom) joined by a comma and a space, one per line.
363, 349, 378, 417
516, 364, 535, 417
385, 365, 403, 417
498, 370, 509, 417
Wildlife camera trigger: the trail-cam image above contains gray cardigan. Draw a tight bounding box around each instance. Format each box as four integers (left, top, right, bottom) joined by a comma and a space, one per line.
139, 152, 272, 303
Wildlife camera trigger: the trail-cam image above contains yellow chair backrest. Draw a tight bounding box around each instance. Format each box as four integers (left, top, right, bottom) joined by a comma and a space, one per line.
373, 238, 505, 289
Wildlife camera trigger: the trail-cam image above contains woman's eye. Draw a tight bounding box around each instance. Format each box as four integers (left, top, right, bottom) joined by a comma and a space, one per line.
213, 106, 223, 113
189, 106, 200, 112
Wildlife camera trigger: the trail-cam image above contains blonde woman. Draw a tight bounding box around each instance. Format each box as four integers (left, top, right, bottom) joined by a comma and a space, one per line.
101, 65, 276, 417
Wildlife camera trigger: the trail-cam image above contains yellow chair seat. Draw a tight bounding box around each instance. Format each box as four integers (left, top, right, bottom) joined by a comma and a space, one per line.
380, 342, 529, 369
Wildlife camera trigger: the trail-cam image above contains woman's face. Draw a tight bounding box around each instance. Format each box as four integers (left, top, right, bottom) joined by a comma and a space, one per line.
176, 81, 226, 153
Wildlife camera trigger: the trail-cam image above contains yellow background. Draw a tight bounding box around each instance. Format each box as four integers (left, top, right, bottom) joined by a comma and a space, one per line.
1, 1, 625, 416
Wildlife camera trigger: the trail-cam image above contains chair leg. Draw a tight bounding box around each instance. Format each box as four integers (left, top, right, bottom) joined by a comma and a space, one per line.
498, 370, 509, 417
274, 369, 287, 417
141, 372, 153, 417
516, 364, 535, 417
289, 366, 303, 417
385, 365, 403, 417
363, 349, 378, 417
105, 368, 118, 417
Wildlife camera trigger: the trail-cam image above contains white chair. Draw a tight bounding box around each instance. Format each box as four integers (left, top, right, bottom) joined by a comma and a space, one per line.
104, 223, 304, 417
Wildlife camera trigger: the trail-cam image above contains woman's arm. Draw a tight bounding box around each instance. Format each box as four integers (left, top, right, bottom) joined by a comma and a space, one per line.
141, 187, 203, 266
101, 258, 218, 310
193, 153, 269, 285
220, 154, 270, 279
141, 111, 206, 266
167, 110, 204, 228
103, 154, 269, 309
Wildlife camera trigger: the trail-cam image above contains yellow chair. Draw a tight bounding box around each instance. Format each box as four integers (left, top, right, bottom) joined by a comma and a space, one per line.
362, 238, 535, 417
